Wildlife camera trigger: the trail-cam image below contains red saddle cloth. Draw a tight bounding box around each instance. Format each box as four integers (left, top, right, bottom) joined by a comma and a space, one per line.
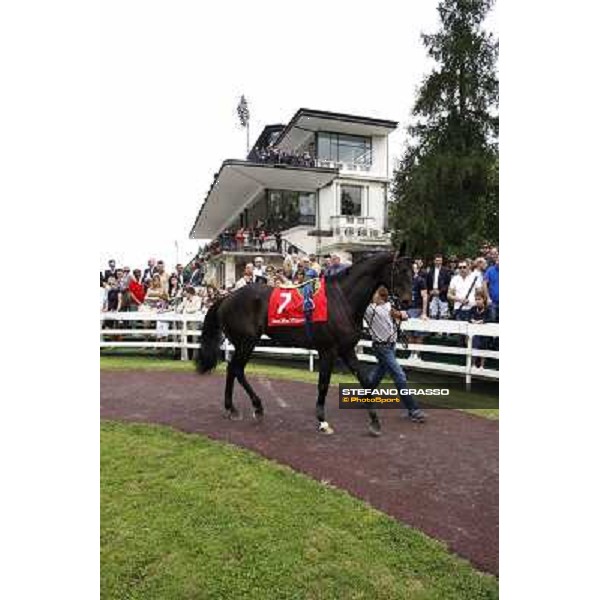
267, 278, 328, 327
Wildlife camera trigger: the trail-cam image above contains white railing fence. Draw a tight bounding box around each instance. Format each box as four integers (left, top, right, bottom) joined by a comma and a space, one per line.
100, 312, 499, 388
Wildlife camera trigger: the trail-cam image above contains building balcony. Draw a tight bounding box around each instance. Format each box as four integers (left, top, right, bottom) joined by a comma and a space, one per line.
250, 148, 372, 173
330, 215, 390, 242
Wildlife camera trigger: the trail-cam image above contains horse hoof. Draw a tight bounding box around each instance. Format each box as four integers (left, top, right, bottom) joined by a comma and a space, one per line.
253, 410, 264, 422
318, 421, 334, 435
368, 423, 382, 437
224, 409, 242, 421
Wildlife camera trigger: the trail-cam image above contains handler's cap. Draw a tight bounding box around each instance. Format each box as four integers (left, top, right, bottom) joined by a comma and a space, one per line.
254, 256, 264, 263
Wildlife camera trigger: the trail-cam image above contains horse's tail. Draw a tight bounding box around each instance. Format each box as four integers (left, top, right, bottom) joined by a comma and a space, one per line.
196, 297, 225, 374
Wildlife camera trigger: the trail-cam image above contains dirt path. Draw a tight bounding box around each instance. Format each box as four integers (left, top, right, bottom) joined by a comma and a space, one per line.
101, 370, 498, 574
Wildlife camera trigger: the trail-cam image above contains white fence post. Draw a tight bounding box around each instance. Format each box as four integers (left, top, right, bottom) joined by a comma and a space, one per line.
309, 351, 314, 372
465, 329, 473, 391
180, 315, 188, 361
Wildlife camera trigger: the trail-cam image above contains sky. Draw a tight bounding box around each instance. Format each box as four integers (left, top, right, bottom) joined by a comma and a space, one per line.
98, 0, 497, 272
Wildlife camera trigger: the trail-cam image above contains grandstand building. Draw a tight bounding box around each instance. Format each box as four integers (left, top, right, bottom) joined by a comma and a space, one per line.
189, 108, 397, 287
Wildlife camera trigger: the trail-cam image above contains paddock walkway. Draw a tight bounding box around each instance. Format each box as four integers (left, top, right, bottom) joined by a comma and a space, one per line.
101, 370, 498, 574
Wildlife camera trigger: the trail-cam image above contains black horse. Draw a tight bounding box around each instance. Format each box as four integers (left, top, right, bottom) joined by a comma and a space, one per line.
195, 251, 413, 436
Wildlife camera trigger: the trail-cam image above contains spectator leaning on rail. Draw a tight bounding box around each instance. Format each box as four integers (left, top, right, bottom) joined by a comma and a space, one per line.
176, 286, 203, 360
173, 263, 186, 287
127, 269, 145, 311
426, 253, 452, 319
483, 252, 499, 322
155, 260, 169, 294
103, 276, 122, 312
235, 263, 254, 289
103, 259, 117, 284
325, 252, 348, 276
253, 257, 268, 283
143, 273, 169, 310
406, 260, 429, 360
472, 257, 488, 288
448, 260, 482, 321
470, 289, 492, 368
168, 274, 182, 304
189, 260, 205, 288
364, 286, 426, 423
308, 254, 321, 275
142, 258, 156, 286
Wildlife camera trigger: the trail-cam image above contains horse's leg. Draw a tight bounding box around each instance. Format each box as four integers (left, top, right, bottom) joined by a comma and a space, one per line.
316, 349, 336, 434
232, 338, 264, 420
224, 358, 241, 420
340, 347, 382, 437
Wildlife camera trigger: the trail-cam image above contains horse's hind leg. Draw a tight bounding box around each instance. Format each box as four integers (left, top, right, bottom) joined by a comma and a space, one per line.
340, 347, 381, 437
232, 339, 264, 419
224, 361, 241, 420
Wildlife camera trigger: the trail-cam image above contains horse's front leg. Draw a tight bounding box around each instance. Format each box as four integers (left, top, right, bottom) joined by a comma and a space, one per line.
316, 349, 336, 434
340, 347, 381, 437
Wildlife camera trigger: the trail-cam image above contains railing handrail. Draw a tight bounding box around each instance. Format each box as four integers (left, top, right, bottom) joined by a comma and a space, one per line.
100, 312, 499, 386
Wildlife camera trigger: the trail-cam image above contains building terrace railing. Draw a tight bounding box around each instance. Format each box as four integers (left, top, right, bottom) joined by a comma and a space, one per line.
330, 215, 389, 241
249, 148, 373, 172
201, 236, 304, 259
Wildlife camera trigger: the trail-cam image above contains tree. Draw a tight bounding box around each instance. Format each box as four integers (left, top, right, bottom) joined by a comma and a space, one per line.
390, 0, 498, 259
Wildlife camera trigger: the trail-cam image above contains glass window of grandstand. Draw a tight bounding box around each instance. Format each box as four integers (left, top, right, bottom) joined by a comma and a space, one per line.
317, 132, 372, 167
340, 185, 362, 217
267, 190, 316, 230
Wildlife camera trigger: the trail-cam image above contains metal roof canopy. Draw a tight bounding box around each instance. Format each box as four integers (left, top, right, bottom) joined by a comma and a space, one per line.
189, 160, 338, 239
276, 108, 398, 153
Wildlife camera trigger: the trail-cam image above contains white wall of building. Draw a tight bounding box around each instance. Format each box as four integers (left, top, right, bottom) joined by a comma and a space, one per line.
366, 181, 386, 231
280, 225, 317, 255
370, 135, 388, 178
317, 184, 336, 230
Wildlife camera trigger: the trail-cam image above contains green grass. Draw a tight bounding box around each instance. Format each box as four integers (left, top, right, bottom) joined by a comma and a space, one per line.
100, 354, 498, 420
101, 421, 498, 599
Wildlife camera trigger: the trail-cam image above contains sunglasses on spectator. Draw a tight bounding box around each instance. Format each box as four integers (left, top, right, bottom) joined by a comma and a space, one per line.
459, 265, 468, 269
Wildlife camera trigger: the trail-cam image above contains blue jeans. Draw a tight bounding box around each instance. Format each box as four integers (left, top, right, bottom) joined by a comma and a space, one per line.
369, 342, 420, 413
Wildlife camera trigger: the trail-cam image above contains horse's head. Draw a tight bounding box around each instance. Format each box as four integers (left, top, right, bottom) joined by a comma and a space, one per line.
381, 251, 413, 308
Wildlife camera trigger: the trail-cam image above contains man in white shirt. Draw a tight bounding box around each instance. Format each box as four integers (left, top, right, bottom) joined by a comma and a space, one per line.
253, 257, 267, 283
448, 260, 482, 321
364, 286, 426, 422
235, 263, 254, 289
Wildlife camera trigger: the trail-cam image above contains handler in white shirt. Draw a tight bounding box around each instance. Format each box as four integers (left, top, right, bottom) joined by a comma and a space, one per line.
448, 260, 482, 320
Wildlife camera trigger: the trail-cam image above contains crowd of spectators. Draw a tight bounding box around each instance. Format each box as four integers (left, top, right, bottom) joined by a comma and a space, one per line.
253, 145, 316, 168
405, 246, 499, 367
201, 223, 284, 259
100, 258, 210, 316
101, 247, 498, 355
405, 246, 499, 323
100, 252, 350, 321
232, 252, 348, 290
